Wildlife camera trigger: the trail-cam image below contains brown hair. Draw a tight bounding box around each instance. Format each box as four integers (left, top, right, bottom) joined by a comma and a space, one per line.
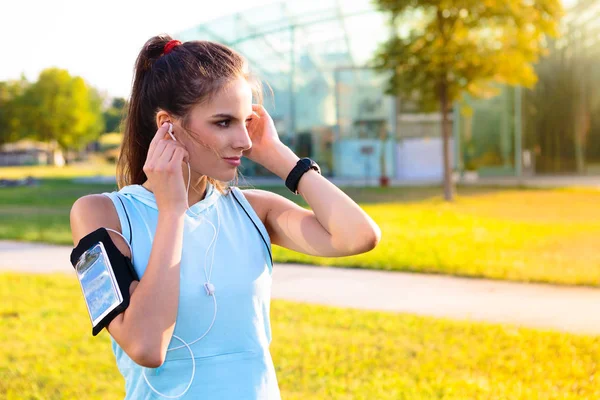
117, 34, 262, 192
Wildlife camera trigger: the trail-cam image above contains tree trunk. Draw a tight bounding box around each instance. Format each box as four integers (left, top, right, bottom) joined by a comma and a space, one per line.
46, 149, 55, 166
43, 133, 55, 165
379, 123, 389, 187
440, 83, 454, 201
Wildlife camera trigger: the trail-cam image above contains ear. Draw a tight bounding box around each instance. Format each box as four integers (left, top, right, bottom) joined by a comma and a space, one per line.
155, 110, 172, 129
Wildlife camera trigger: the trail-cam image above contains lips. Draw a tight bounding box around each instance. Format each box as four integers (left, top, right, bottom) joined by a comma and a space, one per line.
223, 156, 242, 166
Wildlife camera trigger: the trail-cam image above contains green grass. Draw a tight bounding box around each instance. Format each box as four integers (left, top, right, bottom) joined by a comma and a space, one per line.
1, 273, 599, 399
271, 186, 600, 286
2, 173, 600, 286
0, 163, 117, 179
0, 179, 117, 245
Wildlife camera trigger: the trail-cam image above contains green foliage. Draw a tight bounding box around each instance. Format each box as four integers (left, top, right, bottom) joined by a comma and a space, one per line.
1, 273, 599, 399
27, 69, 104, 150
4, 68, 105, 155
102, 97, 128, 134
0, 77, 29, 145
373, 0, 564, 109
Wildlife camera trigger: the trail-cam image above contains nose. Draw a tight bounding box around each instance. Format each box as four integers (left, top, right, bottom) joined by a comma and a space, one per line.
233, 125, 252, 152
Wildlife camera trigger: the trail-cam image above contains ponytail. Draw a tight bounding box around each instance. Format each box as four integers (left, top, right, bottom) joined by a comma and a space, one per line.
117, 35, 173, 189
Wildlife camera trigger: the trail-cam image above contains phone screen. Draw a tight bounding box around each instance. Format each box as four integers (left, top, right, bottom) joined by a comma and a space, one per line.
75, 242, 123, 326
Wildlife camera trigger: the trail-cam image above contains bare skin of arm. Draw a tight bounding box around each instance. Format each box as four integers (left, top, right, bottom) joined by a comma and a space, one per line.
70, 122, 190, 368
243, 105, 381, 257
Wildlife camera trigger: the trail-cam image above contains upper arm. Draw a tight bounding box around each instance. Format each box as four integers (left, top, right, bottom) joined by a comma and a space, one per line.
241, 189, 349, 257
70, 194, 131, 259
70, 195, 140, 349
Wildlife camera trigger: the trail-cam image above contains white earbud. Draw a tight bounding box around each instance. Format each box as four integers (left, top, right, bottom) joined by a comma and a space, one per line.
167, 122, 192, 199
167, 122, 177, 141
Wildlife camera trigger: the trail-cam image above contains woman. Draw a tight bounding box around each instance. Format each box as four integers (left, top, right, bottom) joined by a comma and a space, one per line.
70, 35, 381, 399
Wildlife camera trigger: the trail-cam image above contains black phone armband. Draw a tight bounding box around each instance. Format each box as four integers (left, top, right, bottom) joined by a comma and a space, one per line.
70, 227, 138, 336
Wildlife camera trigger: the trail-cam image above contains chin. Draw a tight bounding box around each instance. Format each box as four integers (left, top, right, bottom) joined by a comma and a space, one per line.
207, 168, 238, 183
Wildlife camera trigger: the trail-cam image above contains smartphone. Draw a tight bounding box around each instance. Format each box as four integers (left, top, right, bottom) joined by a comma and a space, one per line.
75, 241, 123, 328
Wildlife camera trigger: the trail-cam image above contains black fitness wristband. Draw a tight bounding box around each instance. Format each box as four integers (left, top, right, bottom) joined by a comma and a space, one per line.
285, 158, 321, 194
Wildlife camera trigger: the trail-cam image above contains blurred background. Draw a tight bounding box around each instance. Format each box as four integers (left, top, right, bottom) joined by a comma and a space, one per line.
2, 0, 600, 399
3, 0, 598, 185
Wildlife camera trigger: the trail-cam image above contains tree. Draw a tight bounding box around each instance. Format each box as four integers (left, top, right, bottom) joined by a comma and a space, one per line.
56, 79, 105, 163
373, 0, 563, 200
103, 97, 128, 134
0, 76, 29, 145
20, 68, 104, 164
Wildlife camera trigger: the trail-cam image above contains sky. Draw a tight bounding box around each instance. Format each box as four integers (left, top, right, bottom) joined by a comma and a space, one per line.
0, 0, 278, 99
1, 0, 579, 100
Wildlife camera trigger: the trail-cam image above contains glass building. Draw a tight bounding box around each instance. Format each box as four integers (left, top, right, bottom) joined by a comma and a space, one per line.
178, 0, 401, 181
456, 0, 600, 177
521, 0, 600, 175
178, 0, 599, 180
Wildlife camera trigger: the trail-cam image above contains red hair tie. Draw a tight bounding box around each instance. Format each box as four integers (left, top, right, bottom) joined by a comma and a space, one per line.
163, 40, 182, 55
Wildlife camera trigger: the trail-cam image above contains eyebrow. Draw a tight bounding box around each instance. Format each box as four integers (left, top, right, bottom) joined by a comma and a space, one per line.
210, 113, 254, 120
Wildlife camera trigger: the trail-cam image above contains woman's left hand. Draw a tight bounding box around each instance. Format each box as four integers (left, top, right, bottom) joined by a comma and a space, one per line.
244, 104, 300, 179
243, 104, 281, 166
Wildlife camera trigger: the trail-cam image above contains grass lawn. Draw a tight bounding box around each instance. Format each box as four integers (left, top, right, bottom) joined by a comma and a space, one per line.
1, 273, 599, 399
2, 170, 600, 285
0, 163, 117, 180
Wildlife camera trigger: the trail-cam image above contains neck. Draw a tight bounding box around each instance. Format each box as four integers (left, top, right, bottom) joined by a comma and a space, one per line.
186, 176, 209, 206
142, 164, 208, 207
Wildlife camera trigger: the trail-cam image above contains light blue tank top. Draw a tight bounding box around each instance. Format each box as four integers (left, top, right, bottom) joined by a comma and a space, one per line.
102, 182, 280, 399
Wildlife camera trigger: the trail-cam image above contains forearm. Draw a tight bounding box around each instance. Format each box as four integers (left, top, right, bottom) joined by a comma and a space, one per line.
266, 144, 381, 252
117, 211, 184, 363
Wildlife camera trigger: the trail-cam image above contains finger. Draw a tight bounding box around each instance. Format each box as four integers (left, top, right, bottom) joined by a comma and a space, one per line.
150, 139, 169, 163
148, 122, 170, 160
247, 111, 263, 131
148, 123, 170, 160
159, 140, 187, 163
153, 137, 187, 162
252, 104, 273, 123
252, 104, 266, 116
170, 147, 189, 165
156, 143, 179, 168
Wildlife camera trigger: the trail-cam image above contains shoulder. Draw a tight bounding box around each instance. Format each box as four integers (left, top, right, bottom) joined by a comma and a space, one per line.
231, 188, 272, 224
70, 193, 131, 258
232, 187, 301, 224
70, 194, 117, 229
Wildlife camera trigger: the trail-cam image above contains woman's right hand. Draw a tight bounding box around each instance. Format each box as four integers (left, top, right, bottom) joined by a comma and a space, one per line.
143, 122, 189, 215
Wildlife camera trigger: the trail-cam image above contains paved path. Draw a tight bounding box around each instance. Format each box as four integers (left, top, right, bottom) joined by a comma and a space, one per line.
2, 240, 600, 335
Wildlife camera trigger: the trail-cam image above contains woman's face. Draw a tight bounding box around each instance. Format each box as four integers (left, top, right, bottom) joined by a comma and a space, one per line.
175, 76, 254, 182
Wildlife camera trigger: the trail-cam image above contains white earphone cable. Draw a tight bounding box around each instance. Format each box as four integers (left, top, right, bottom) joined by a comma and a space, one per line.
104, 228, 133, 265
142, 334, 196, 399
141, 125, 220, 398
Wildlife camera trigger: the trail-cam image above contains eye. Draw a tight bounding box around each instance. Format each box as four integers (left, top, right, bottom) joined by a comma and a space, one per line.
216, 120, 231, 128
